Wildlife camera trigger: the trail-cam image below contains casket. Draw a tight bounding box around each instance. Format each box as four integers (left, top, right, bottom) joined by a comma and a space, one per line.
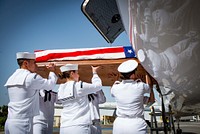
35, 46, 149, 86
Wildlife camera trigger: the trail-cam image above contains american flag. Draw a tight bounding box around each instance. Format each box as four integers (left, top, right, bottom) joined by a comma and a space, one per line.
35, 46, 136, 62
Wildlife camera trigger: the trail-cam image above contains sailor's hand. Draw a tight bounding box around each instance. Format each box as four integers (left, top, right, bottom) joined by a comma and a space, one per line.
46, 63, 56, 72
91, 66, 100, 74
145, 71, 153, 88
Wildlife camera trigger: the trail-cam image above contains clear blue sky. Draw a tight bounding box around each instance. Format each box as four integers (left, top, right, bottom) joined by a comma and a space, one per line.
0, 0, 130, 106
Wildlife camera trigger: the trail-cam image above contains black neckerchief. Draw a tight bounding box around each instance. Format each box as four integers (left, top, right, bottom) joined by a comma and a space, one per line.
44, 90, 52, 102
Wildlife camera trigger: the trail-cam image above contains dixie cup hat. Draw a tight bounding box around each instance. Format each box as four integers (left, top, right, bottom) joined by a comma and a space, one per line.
60, 64, 78, 72
16, 52, 36, 60
118, 60, 138, 73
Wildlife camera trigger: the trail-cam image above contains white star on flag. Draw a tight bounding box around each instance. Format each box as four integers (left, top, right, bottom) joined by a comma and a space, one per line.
128, 49, 133, 54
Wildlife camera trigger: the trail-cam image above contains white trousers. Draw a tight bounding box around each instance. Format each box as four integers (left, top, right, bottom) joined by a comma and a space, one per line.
33, 120, 53, 134
113, 117, 147, 134
5, 118, 33, 134
60, 125, 91, 134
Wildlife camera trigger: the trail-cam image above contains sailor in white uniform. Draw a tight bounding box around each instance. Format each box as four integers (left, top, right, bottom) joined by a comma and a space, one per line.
111, 60, 154, 134
33, 90, 57, 134
88, 90, 106, 134
4, 52, 58, 134
57, 64, 102, 134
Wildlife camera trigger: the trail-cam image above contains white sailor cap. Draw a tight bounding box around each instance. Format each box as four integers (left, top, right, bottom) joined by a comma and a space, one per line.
118, 60, 138, 73
60, 64, 78, 72
16, 52, 36, 60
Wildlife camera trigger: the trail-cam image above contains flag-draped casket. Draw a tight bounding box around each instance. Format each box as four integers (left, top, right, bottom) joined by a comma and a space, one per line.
35, 46, 146, 86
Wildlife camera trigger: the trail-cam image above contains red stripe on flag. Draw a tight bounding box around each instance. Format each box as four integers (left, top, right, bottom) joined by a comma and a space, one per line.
35, 47, 124, 62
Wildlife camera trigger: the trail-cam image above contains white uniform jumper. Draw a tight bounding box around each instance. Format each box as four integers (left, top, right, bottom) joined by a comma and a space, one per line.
4, 69, 58, 134
111, 79, 150, 134
89, 90, 106, 134
58, 73, 102, 134
33, 90, 57, 134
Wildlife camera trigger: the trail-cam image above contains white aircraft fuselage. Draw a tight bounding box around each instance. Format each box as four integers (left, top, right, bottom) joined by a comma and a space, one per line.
116, 0, 200, 116
82, 0, 200, 117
